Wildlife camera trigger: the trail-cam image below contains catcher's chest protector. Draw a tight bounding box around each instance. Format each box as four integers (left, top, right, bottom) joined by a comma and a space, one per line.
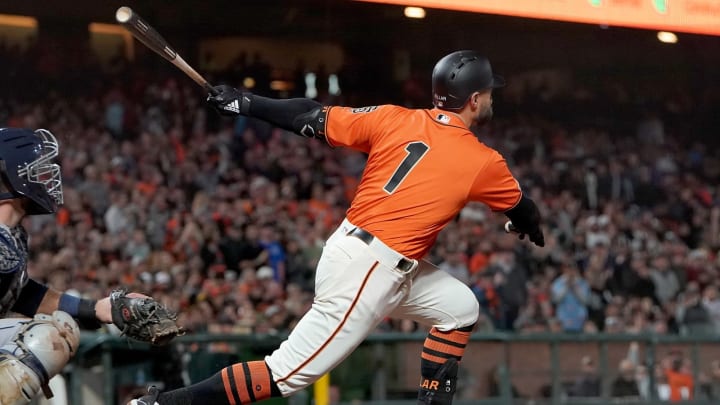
0, 225, 29, 317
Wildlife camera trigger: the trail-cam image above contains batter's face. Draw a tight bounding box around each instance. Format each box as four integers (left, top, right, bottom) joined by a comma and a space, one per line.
471, 90, 494, 126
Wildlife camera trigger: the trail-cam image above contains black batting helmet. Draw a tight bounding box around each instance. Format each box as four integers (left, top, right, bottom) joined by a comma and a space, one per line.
432, 50, 505, 110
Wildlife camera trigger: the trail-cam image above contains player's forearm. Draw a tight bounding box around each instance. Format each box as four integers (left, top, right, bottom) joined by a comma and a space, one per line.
36, 287, 61, 314
208, 85, 326, 139
246, 94, 323, 133
12, 278, 102, 328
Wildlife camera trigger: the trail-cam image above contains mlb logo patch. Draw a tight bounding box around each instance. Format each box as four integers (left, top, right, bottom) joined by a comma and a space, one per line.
436, 114, 450, 124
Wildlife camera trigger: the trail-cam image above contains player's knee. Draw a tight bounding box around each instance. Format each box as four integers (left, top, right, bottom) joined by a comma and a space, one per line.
30, 311, 80, 375
456, 288, 480, 329
11, 311, 80, 381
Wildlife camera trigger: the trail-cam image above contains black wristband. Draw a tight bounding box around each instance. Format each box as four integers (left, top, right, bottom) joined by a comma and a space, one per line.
77, 298, 102, 330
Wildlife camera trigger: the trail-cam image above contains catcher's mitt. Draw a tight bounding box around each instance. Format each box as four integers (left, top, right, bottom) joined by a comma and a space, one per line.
110, 289, 185, 345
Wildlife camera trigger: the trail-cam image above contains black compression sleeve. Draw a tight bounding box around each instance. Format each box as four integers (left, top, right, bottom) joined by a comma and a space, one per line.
504, 195, 541, 234
248, 95, 322, 132
11, 278, 48, 316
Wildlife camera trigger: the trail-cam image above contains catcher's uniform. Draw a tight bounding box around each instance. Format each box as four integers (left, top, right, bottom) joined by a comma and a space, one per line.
265, 105, 521, 395
0, 224, 81, 405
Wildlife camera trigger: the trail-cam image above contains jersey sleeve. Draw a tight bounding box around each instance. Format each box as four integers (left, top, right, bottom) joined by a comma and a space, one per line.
324, 105, 396, 153
468, 150, 522, 211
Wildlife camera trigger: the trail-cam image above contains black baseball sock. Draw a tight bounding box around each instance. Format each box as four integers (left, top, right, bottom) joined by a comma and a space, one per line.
157, 361, 282, 404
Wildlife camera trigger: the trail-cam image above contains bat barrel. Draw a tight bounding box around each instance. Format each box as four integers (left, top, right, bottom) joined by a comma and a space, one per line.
115, 6, 177, 62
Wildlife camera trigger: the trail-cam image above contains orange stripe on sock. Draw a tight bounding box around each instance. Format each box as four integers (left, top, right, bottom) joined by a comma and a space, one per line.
424, 339, 465, 357
222, 368, 237, 405
430, 328, 471, 345
232, 364, 252, 403
248, 361, 273, 401
421, 352, 449, 364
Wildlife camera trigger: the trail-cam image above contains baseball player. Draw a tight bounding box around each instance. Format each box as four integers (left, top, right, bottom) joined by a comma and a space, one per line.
130, 50, 543, 405
0, 128, 182, 405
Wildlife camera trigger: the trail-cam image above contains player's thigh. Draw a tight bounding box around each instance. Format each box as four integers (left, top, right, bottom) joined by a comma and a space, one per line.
267, 237, 413, 395
0, 318, 26, 346
390, 260, 479, 330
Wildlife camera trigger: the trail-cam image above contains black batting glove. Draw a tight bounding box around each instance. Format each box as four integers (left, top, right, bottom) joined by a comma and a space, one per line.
206, 85, 251, 117
523, 227, 545, 247
505, 196, 545, 247
507, 221, 545, 247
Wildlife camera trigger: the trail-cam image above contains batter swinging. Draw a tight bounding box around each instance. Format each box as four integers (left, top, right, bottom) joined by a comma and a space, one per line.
130, 50, 544, 405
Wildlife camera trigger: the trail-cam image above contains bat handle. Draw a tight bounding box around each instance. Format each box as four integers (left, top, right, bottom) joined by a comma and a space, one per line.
504, 221, 519, 234
205, 83, 220, 97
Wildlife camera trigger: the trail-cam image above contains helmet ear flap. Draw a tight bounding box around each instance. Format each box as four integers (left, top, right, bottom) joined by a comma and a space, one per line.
0, 161, 19, 202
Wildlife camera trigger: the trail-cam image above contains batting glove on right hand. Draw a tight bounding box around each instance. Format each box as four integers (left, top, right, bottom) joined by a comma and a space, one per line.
207, 84, 250, 117
506, 221, 545, 247
520, 226, 545, 247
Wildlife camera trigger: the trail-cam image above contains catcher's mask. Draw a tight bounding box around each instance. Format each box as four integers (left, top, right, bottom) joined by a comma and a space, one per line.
432, 50, 505, 110
0, 128, 63, 215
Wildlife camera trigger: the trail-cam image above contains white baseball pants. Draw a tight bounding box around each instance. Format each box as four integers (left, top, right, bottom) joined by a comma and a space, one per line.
265, 219, 479, 396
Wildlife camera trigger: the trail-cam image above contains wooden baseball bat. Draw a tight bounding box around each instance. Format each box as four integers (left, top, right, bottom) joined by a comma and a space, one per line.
115, 6, 218, 95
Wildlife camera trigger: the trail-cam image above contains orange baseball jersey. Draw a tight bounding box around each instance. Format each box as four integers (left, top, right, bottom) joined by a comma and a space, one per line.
319, 104, 521, 259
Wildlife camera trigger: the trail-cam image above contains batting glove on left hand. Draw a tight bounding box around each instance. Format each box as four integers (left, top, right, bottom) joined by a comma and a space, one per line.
207, 84, 251, 117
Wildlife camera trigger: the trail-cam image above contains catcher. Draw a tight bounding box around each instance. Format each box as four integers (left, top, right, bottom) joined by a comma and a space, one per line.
0, 128, 183, 405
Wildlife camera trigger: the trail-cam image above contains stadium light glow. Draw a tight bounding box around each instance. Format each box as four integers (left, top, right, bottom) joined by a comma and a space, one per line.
404, 6, 426, 19
0, 14, 37, 28
89, 22, 135, 60
657, 31, 678, 43
358, 0, 720, 36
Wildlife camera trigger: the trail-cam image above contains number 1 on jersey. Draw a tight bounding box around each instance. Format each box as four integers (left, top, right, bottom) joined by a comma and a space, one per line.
383, 141, 429, 194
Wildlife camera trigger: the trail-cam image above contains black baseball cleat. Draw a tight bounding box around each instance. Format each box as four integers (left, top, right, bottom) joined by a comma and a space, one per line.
128, 385, 160, 405
418, 358, 458, 404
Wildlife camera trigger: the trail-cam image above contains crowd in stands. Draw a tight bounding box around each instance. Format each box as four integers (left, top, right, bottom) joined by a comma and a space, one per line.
3, 35, 720, 399
3, 37, 720, 336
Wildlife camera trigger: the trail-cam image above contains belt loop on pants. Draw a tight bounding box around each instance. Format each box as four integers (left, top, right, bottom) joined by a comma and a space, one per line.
347, 227, 415, 272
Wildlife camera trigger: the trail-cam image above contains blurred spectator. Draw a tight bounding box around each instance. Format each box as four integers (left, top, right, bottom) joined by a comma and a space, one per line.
489, 250, 528, 330
702, 360, 720, 400
551, 260, 589, 332
513, 277, 553, 332
664, 353, 694, 401
649, 255, 680, 305
677, 281, 713, 335
702, 284, 720, 334
611, 358, 641, 399
438, 248, 470, 286
569, 355, 601, 397
627, 254, 658, 302
471, 271, 505, 329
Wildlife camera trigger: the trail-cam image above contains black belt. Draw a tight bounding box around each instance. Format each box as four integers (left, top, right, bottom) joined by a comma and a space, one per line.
348, 227, 415, 272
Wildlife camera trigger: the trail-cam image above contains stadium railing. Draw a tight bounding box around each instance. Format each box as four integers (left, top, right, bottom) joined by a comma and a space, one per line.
67, 331, 720, 405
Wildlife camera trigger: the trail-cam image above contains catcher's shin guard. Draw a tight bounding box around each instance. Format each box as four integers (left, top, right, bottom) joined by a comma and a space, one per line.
417, 358, 458, 405
0, 352, 43, 405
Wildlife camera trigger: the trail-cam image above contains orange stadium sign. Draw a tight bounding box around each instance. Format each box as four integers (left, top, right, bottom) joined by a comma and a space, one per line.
357, 0, 720, 36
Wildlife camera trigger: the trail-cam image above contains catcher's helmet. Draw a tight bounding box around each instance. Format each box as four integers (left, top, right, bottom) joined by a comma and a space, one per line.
0, 128, 63, 215
432, 50, 505, 110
